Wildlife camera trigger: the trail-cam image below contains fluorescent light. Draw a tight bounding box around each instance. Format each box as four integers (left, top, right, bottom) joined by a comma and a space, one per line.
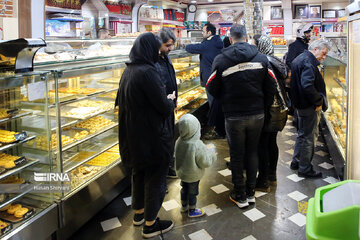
191, 0, 196, 2
208, 0, 214, 2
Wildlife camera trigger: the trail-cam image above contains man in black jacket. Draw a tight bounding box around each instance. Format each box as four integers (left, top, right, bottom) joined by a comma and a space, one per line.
206, 25, 276, 208
290, 39, 330, 178
155, 28, 178, 178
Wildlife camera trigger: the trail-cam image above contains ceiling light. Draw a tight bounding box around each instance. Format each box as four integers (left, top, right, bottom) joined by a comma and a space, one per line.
208, 0, 214, 2
191, 0, 196, 2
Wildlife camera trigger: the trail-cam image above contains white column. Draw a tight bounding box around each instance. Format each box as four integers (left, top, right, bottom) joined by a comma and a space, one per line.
282, 0, 293, 39
31, 0, 45, 38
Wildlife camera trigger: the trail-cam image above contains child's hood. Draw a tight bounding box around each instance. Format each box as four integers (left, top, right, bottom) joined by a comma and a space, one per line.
177, 114, 201, 141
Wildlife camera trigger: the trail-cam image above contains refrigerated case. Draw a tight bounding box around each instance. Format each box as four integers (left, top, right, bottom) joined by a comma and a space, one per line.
33, 38, 203, 238
0, 71, 58, 240
346, 13, 360, 180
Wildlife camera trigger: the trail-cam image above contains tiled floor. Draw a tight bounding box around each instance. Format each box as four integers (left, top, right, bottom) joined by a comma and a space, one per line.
69, 119, 339, 240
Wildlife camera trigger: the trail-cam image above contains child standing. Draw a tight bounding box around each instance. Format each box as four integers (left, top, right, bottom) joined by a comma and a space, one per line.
175, 114, 216, 217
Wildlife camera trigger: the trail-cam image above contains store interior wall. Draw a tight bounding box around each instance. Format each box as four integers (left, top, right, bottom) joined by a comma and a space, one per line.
0, 0, 18, 40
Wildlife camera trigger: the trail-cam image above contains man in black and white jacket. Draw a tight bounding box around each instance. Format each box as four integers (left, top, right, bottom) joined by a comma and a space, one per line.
206, 25, 276, 209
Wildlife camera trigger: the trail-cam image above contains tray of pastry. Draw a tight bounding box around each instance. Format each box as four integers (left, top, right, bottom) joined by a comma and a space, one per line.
50, 88, 106, 96
0, 219, 12, 236
0, 203, 35, 223
0, 130, 28, 144
0, 153, 27, 171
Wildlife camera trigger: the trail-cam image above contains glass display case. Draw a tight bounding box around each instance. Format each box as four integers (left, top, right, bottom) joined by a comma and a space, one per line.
33, 38, 203, 239
346, 13, 360, 180
0, 71, 57, 240
273, 45, 287, 58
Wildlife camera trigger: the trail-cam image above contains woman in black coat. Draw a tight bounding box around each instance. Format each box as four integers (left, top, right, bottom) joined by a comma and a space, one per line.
116, 33, 175, 237
254, 35, 289, 192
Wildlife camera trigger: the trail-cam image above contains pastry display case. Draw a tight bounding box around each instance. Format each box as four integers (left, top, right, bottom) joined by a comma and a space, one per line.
33, 38, 203, 239
0, 71, 58, 240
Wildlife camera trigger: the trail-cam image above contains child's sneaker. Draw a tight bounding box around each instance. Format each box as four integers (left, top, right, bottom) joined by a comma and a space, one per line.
229, 192, 249, 209
133, 212, 145, 226
142, 218, 174, 239
180, 205, 189, 213
188, 208, 205, 218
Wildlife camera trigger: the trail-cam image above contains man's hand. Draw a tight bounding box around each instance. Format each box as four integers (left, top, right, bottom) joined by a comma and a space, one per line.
315, 105, 322, 112
167, 91, 176, 101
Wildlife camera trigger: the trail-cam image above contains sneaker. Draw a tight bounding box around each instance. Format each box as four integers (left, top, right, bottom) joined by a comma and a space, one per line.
255, 181, 271, 193
229, 192, 249, 209
180, 205, 189, 213
142, 218, 174, 239
290, 160, 299, 170
167, 168, 178, 179
298, 170, 322, 178
188, 208, 205, 218
133, 213, 145, 226
247, 195, 256, 204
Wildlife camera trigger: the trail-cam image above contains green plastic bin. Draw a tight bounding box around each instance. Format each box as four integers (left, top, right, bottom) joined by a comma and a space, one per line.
306, 180, 360, 240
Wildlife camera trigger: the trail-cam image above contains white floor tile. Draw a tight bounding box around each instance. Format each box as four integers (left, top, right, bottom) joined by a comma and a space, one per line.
162, 199, 180, 211
100, 217, 122, 232
318, 162, 334, 170
211, 184, 229, 194
323, 176, 339, 184
218, 169, 232, 177
287, 191, 308, 201
255, 191, 267, 198
285, 140, 296, 145
285, 132, 296, 137
188, 229, 213, 240
243, 208, 266, 222
123, 196, 132, 206
315, 150, 328, 157
287, 174, 305, 182
202, 203, 222, 216
285, 149, 294, 155
288, 213, 306, 227
242, 236, 257, 240
224, 157, 231, 162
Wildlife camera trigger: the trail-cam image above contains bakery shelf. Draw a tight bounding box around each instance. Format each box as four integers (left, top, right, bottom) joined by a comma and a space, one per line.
63, 141, 119, 173
322, 112, 345, 158
57, 123, 119, 154
177, 78, 201, 97
0, 159, 40, 181
333, 77, 347, 90
0, 184, 35, 210
0, 111, 33, 125
177, 92, 206, 109
175, 64, 199, 74
0, 136, 36, 152
45, 6, 82, 15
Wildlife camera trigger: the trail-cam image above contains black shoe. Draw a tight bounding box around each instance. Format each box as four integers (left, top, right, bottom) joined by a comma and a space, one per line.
268, 174, 277, 186
298, 170, 322, 178
255, 180, 270, 193
167, 168, 178, 179
226, 162, 231, 170
133, 213, 145, 226
142, 218, 174, 239
290, 161, 299, 170
229, 192, 249, 209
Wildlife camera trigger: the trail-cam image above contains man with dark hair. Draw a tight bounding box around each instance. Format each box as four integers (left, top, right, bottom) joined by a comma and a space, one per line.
185, 22, 223, 107
155, 28, 178, 178
206, 24, 276, 209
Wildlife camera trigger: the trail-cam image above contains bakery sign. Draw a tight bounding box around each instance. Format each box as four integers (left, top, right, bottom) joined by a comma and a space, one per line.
0, 0, 14, 18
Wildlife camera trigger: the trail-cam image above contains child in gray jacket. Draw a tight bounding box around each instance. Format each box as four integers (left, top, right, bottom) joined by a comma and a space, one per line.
175, 114, 216, 218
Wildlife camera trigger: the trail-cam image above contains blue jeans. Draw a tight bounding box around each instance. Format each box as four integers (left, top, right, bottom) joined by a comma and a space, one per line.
180, 181, 200, 209
292, 108, 321, 173
225, 114, 264, 196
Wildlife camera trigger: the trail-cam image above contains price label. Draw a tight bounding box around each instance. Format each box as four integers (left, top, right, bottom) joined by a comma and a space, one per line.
27, 81, 46, 101
14, 132, 27, 141
14, 157, 26, 166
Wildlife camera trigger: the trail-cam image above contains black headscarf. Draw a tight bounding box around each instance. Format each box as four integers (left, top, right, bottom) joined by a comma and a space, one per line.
128, 32, 161, 66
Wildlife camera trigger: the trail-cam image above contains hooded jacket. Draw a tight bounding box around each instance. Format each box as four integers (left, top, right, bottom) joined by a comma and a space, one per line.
290, 50, 327, 111
175, 114, 216, 183
116, 33, 175, 169
185, 35, 223, 87
206, 42, 276, 117
286, 38, 308, 69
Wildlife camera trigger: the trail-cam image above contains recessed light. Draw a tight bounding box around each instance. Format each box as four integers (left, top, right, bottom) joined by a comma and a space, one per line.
208, 0, 214, 2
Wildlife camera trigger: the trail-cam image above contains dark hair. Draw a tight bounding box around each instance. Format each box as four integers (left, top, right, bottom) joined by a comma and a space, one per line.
158, 28, 176, 43
230, 24, 247, 41
253, 34, 261, 46
205, 22, 216, 36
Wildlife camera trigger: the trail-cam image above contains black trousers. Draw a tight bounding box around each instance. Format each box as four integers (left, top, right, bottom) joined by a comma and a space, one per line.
131, 163, 168, 221
258, 131, 279, 182
225, 114, 264, 197
165, 113, 175, 170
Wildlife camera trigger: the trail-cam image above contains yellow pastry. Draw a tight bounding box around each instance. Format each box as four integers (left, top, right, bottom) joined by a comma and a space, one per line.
7, 204, 22, 214
14, 207, 29, 218
0, 220, 8, 228
0, 204, 11, 211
